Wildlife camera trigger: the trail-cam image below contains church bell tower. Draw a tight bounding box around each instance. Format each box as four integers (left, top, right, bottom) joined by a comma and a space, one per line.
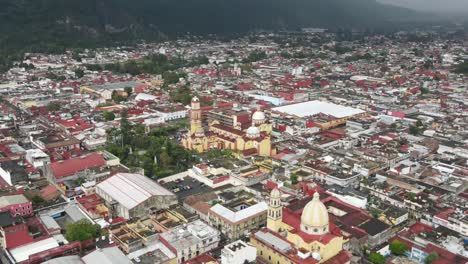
190, 97, 202, 134
267, 188, 283, 232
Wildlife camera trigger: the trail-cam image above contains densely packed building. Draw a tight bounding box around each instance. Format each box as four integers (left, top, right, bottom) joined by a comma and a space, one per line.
0, 27, 467, 264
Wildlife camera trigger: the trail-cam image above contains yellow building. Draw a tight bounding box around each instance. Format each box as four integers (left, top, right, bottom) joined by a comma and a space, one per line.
251, 189, 351, 264
182, 97, 274, 157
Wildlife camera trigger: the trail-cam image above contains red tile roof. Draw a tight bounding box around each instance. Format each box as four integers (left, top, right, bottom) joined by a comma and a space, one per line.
185, 253, 219, 263
50, 153, 106, 179
4, 223, 36, 249
434, 208, 455, 221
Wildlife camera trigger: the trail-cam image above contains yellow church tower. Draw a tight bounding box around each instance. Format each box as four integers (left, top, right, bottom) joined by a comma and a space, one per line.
190, 97, 203, 134
267, 188, 283, 232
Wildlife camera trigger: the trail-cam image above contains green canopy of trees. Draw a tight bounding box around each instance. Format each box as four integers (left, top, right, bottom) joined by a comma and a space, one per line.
106, 110, 197, 178
243, 50, 267, 63
103, 111, 116, 121
368, 252, 386, 264
290, 173, 298, 184
206, 149, 233, 159
85, 54, 207, 77
454, 61, 468, 74
65, 219, 101, 242
390, 240, 409, 255
74, 68, 84, 78
124, 86, 133, 96
169, 86, 192, 105
425, 252, 439, 264
111, 91, 126, 103
46, 102, 61, 112
31, 195, 46, 205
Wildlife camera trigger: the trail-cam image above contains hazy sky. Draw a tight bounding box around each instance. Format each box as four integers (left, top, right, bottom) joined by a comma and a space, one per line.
378, 0, 468, 14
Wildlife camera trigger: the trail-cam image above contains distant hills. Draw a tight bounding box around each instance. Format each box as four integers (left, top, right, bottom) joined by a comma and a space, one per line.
0, 0, 419, 54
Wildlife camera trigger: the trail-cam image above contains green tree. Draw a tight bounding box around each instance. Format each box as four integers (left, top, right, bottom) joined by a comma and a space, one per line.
120, 109, 131, 145
370, 208, 381, 218
290, 173, 298, 184
46, 102, 61, 112
424, 252, 439, 264
162, 71, 183, 85
74, 68, 84, 78
31, 195, 45, 205
76, 177, 86, 185
390, 240, 409, 256
169, 86, 192, 105
102, 111, 116, 121
368, 252, 385, 264
124, 86, 133, 97
111, 90, 126, 103
409, 126, 420, 136
86, 64, 103, 71
72, 52, 82, 62
65, 219, 101, 242
454, 61, 468, 74
159, 150, 172, 168
243, 50, 267, 63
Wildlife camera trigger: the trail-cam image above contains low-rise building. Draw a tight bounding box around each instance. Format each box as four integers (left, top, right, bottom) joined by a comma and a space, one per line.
96, 173, 177, 219
221, 240, 257, 264
209, 200, 267, 241
25, 149, 50, 168
0, 194, 32, 217
160, 219, 220, 263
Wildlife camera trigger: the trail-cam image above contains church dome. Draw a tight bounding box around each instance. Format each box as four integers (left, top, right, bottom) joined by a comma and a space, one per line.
300, 192, 329, 235
252, 110, 265, 123
246, 126, 260, 138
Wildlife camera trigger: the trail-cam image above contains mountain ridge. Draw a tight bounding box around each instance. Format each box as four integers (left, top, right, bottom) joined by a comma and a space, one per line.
0, 0, 419, 56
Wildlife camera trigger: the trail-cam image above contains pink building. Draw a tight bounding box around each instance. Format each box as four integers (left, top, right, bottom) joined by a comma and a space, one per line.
0, 194, 33, 217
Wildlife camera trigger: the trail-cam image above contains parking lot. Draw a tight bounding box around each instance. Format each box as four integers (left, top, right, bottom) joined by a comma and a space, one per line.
162, 176, 213, 201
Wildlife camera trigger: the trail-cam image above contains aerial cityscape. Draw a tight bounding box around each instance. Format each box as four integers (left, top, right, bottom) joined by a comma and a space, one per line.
0, 2, 467, 264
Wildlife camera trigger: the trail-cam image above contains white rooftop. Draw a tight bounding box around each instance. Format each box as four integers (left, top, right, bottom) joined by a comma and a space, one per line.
26, 148, 49, 158
254, 230, 292, 253
135, 93, 157, 101
210, 202, 268, 223
82, 246, 132, 264
272, 100, 365, 118
10, 237, 59, 263
97, 173, 175, 210
161, 219, 219, 250
0, 194, 29, 207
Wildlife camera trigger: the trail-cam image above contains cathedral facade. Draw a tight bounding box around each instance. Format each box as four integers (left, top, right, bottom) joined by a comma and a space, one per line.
182, 97, 274, 157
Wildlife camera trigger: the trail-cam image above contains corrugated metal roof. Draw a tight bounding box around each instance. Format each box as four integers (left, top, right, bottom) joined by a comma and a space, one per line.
82, 246, 132, 264
10, 237, 59, 263
272, 100, 365, 118
254, 230, 292, 253
97, 173, 174, 209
